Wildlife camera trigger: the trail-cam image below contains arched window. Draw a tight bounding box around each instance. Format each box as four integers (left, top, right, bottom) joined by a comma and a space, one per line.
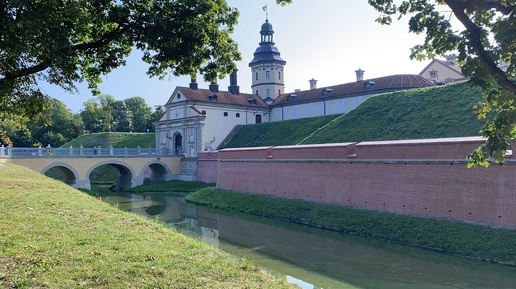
236, 113, 240, 118
223, 112, 228, 117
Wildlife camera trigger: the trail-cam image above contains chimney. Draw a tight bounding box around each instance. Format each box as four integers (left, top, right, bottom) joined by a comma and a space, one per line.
446, 54, 457, 65
228, 69, 240, 95
189, 77, 198, 90
309, 78, 317, 90
209, 82, 219, 93
294, 89, 301, 93
355, 68, 365, 82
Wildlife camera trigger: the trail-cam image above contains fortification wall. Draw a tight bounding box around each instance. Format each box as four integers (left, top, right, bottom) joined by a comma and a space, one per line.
198, 137, 516, 229
197, 151, 219, 183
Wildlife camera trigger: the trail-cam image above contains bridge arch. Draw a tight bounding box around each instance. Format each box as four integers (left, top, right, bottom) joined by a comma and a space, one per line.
41, 162, 80, 186
141, 160, 174, 182
86, 160, 138, 190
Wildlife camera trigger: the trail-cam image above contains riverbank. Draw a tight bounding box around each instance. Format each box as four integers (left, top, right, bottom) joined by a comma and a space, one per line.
186, 187, 516, 266
0, 163, 297, 288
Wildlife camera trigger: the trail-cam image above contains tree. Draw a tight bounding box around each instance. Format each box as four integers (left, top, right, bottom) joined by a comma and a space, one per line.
0, 0, 241, 119
125, 96, 153, 132
277, 0, 515, 166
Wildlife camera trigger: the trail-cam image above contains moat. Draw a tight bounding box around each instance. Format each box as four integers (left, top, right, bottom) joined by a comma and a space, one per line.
95, 191, 516, 289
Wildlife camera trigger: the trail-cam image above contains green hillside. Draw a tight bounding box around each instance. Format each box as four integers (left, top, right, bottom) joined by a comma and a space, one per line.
224, 114, 340, 148
60, 132, 156, 148
224, 82, 485, 148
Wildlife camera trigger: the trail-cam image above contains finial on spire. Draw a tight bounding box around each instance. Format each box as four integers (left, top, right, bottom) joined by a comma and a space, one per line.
262, 4, 268, 21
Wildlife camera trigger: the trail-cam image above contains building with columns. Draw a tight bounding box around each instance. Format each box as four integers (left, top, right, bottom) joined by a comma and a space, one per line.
155, 17, 436, 156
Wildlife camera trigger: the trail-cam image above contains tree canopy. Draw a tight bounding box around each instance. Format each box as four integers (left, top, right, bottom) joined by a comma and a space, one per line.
0, 0, 241, 118
277, 0, 515, 166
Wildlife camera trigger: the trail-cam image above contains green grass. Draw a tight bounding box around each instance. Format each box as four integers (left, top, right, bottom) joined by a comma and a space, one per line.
0, 163, 297, 289
223, 82, 485, 148
186, 188, 516, 266
224, 114, 340, 148
126, 180, 216, 195
60, 132, 156, 148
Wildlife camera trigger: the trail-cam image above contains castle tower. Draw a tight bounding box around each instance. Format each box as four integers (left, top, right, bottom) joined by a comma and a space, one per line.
249, 17, 286, 104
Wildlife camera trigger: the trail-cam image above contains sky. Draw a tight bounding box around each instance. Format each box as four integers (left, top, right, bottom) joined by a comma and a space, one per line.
44, 1, 438, 113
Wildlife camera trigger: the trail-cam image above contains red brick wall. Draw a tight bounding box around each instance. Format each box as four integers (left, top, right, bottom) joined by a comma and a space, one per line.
198, 137, 516, 229
196, 151, 219, 183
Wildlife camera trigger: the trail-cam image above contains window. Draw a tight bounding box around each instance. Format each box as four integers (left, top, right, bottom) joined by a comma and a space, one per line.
266, 71, 270, 79
255, 72, 258, 80
177, 93, 181, 99
201, 110, 206, 115
266, 89, 270, 98
223, 112, 228, 117
255, 114, 262, 124
256, 90, 259, 96
278, 72, 281, 79
278, 89, 281, 96
236, 113, 240, 118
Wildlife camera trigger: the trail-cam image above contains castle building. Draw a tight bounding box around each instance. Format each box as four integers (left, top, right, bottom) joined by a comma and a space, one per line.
155, 17, 436, 157
419, 54, 466, 84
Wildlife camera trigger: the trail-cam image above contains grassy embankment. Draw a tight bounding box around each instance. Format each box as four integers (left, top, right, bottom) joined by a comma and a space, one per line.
186, 188, 516, 266
224, 81, 485, 148
60, 132, 156, 149
0, 163, 297, 289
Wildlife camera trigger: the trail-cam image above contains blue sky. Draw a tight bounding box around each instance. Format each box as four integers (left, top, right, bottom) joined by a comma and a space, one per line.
44, 1, 434, 113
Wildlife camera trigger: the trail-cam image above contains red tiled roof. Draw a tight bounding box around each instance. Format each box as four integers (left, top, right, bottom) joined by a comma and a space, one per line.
272, 74, 436, 106
168, 87, 269, 108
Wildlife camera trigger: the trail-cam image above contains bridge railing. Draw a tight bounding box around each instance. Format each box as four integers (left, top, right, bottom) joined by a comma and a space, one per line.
0, 145, 183, 158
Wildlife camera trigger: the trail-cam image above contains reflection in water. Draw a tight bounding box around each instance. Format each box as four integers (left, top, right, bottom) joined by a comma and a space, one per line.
101, 192, 516, 289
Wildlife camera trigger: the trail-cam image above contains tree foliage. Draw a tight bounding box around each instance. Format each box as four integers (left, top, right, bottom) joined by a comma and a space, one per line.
0, 0, 241, 118
277, 0, 516, 166
80, 95, 155, 133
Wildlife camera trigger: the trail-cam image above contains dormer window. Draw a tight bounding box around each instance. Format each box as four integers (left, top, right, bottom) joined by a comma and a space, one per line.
247, 98, 257, 105
287, 94, 297, 101
208, 94, 218, 102
177, 93, 182, 99
322, 88, 333, 96
364, 81, 375, 89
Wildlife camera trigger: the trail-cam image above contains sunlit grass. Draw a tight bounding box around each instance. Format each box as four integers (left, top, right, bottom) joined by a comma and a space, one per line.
0, 163, 298, 288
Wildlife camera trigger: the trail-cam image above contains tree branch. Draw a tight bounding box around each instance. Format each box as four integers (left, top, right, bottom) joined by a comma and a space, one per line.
445, 0, 516, 94
468, 0, 516, 15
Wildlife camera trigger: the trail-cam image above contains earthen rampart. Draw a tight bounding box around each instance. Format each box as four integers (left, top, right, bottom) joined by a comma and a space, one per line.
197, 136, 516, 229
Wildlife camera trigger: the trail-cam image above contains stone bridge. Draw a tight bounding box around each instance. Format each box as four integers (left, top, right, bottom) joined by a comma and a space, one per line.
0, 146, 184, 190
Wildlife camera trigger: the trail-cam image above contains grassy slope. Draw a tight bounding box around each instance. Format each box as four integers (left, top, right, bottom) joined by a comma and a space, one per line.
224, 115, 339, 148
0, 163, 296, 289
60, 132, 156, 148
186, 188, 516, 266
224, 82, 485, 148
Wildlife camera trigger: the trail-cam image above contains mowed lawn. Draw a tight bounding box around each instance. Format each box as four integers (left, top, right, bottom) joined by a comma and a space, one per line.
0, 163, 297, 289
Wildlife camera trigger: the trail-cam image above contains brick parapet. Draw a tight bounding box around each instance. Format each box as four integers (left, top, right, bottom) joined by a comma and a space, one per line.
199, 137, 516, 229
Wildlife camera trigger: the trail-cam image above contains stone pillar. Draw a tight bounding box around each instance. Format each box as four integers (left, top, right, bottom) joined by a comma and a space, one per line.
79, 145, 84, 156
7, 145, 12, 157
69, 146, 73, 156
124, 146, 128, 156
109, 145, 114, 156
0, 145, 4, 156
38, 145, 43, 156
137, 145, 141, 155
